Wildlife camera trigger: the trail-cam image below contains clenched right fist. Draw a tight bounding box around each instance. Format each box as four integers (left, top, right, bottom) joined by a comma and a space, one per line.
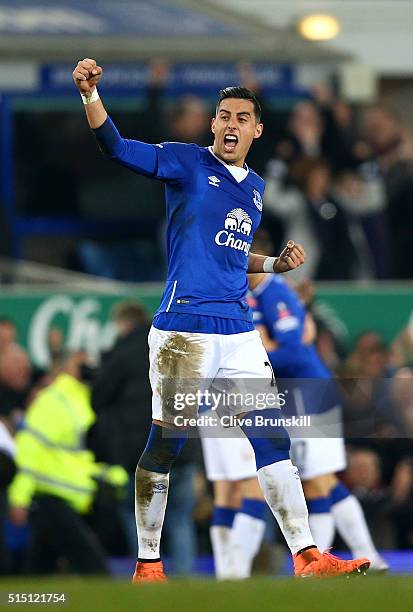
72, 58, 103, 95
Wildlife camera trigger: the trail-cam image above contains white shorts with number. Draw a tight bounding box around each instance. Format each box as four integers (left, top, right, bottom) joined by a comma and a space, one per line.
148, 326, 274, 424
289, 405, 347, 480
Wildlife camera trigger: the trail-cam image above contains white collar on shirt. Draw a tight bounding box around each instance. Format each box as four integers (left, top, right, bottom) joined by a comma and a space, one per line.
208, 146, 249, 183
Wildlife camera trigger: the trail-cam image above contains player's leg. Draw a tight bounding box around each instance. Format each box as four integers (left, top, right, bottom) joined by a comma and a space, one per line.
210, 479, 242, 579
134, 423, 188, 580
330, 480, 388, 571
296, 434, 386, 568
232, 477, 267, 578
303, 473, 337, 551
220, 331, 370, 576
291, 437, 337, 551
240, 414, 315, 555
201, 433, 266, 579
134, 327, 214, 582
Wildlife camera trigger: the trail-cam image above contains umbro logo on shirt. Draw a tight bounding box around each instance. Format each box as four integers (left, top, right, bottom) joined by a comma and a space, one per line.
208, 176, 220, 187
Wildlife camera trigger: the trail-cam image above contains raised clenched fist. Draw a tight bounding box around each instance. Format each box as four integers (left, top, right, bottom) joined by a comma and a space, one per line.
72, 58, 103, 95
274, 240, 307, 273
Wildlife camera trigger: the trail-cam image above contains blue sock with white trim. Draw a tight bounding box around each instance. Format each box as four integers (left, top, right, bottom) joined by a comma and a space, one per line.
330, 482, 350, 504
307, 496, 335, 551
211, 506, 237, 528
240, 410, 291, 469
210, 507, 238, 579
232, 499, 267, 578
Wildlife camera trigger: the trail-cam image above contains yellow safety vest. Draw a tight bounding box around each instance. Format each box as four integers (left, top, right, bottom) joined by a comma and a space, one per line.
8, 373, 122, 514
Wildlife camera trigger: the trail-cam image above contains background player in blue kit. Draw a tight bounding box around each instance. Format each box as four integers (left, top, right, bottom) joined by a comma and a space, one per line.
249, 229, 387, 571
72, 57, 370, 581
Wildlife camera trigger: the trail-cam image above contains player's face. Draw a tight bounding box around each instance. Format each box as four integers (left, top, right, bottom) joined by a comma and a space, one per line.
211, 98, 263, 167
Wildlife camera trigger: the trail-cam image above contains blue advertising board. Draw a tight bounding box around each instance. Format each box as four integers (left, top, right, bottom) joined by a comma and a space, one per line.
41, 62, 295, 96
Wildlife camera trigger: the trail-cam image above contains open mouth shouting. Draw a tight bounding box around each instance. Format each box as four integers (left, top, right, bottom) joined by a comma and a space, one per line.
223, 133, 238, 153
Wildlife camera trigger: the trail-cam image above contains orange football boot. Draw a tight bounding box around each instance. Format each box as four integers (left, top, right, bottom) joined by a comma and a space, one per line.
294, 547, 370, 578
132, 560, 167, 583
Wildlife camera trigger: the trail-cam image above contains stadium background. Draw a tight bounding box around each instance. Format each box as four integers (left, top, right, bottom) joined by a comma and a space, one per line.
1, 0, 413, 604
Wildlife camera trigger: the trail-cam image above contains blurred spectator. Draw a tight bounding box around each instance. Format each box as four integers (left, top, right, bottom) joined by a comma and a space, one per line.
0, 343, 32, 422
363, 106, 413, 278
390, 313, 413, 368
166, 95, 210, 145
92, 299, 199, 573
276, 100, 323, 165
312, 82, 367, 171
47, 327, 64, 365
91, 301, 152, 475
330, 168, 387, 279
0, 319, 17, 350
0, 413, 16, 574
264, 157, 359, 280
342, 331, 388, 377
390, 458, 413, 548
8, 352, 128, 575
340, 333, 395, 437
91, 301, 153, 556
345, 448, 394, 548
390, 368, 413, 436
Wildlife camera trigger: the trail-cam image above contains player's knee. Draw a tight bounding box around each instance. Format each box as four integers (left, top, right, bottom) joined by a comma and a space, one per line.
214, 480, 243, 508
241, 410, 291, 470
138, 423, 188, 474
303, 474, 337, 498
240, 477, 264, 500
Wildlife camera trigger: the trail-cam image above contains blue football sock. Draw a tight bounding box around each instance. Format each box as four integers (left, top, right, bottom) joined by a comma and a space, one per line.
138, 424, 188, 474
307, 496, 335, 551
330, 482, 350, 505
212, 506, 237, 528
240, 409, 291, 469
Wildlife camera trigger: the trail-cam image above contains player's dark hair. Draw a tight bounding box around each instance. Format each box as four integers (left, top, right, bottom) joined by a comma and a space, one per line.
216, 87, 262, 122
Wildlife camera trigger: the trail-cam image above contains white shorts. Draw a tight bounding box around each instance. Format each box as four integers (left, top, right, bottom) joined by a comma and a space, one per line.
290, 436, 347, 480
201, 405, 347, 482
148, 326, 273, 424
201, 431, 346, 482
201, 433, 257, 481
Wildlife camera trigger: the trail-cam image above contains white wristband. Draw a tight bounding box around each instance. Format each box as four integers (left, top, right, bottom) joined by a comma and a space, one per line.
263, 256, 276, 273
81, 88, 100, 105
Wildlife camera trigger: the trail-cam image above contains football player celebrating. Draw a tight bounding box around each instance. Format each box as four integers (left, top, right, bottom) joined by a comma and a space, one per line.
73, 58, 370, 581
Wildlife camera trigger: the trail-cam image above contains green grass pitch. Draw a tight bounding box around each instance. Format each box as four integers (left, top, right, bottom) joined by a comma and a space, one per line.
1, 576, 412, 611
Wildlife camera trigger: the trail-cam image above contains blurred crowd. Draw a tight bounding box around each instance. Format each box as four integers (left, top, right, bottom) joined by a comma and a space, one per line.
1, 291, 413, 576
8, 61, 413, 280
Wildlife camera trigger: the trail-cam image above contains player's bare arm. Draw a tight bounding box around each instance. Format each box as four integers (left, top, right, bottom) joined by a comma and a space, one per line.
248, 241, 306, 274
72, 58, 107, 128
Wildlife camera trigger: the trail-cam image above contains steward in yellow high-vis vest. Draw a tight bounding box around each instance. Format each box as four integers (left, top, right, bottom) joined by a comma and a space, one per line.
9, 372, 127, 514
8, 360, 128, 575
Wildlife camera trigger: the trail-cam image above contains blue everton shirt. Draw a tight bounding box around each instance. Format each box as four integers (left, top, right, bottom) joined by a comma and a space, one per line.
94, 117, 265, 333
249, 274, 340, 414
